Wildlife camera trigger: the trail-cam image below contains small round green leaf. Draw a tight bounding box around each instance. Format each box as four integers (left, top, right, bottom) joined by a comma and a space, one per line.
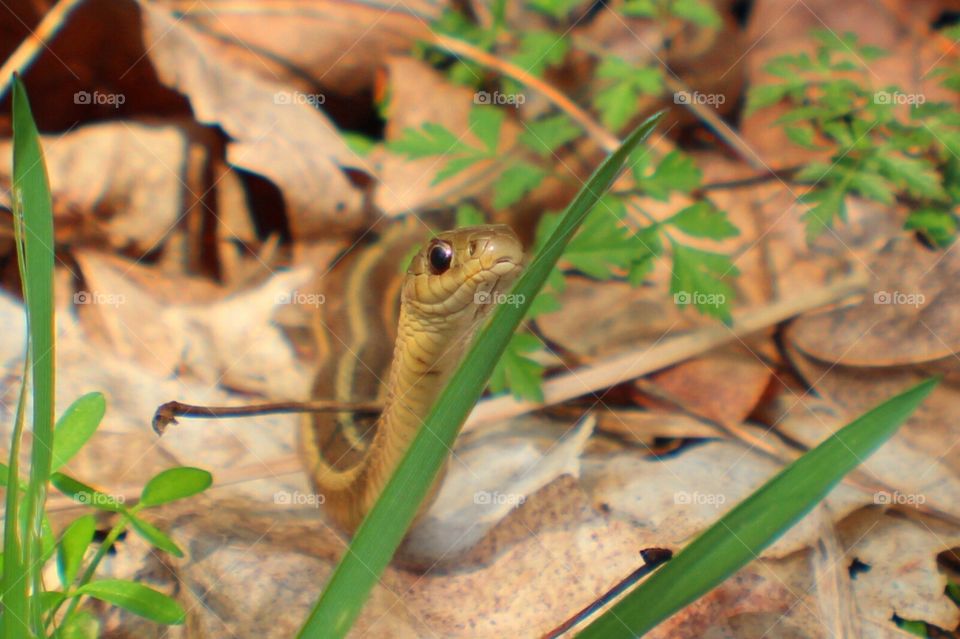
139, 467, 212, 508
52, 393, 106, 471
76, 579, 185, 625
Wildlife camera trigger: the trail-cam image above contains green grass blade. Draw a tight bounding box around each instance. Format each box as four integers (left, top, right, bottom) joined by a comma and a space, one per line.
576, 376, 938, 638
10, 74, 57, 635
297, 111, 666, 639
2, 349, 30, 637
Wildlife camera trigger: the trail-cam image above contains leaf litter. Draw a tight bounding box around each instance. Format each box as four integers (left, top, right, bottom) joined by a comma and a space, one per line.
1, 0, 959, 637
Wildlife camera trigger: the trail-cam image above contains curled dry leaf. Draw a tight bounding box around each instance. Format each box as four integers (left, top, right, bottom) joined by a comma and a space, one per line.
171, 1, 435, 98
790, 238, 960, 367
140, 4, 366, 238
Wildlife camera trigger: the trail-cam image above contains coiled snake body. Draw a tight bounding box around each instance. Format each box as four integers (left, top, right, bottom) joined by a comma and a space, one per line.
301, 224, 524, 532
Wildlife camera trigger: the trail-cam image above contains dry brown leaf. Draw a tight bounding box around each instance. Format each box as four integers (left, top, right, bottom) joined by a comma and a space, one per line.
810, 505, 862, 639
593, 408, 719, 444
73, 250, 182, 376
838, 508, 960, 633
141, 4, 367, 239
645, 346, 772, 426
582, 436, 867, 559
537, 276, 693, 360
72, 249, 312, 397
0, 121, 207, 250
402, 413, 595, 565
780, 341, 960, 523
369, 56, 520, 217
790, 238, 960, 367
167, 1, 436, 98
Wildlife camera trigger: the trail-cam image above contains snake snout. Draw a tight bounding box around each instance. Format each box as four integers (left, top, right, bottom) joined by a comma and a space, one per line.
474, 227, 523, 272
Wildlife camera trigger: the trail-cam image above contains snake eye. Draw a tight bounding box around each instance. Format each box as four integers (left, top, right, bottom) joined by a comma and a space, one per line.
428, 241, 454, 274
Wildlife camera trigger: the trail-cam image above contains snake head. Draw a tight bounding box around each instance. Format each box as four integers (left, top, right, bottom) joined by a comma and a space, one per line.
403, 224, 524, 328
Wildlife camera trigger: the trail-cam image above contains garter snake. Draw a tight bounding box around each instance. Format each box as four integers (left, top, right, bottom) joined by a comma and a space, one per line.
301, 223, 524, 532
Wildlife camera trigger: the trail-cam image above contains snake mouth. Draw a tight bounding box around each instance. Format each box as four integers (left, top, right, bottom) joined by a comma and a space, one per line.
471, 267, 521, 320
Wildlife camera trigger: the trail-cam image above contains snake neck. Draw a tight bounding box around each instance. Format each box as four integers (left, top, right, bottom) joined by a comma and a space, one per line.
301, 223, 524, 534
307, 301, 473, 533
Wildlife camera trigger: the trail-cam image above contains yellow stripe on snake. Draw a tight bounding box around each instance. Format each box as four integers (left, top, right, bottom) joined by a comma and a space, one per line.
301, 223, 523, 532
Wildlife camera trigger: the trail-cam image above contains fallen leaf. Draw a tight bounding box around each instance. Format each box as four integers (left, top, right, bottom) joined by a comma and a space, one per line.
141, 4, 366, 239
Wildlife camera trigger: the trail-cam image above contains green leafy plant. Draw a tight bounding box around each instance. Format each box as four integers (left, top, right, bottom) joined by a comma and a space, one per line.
621, 0, 722, 27
380, 2, 745, 400
389, 110, 738, 399
1, 76, 212, 638
747, 29, 960, 244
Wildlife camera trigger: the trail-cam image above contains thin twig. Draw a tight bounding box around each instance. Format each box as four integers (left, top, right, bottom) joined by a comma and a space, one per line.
0, 0, 85, 100
428, 33, 622, 153
661, 74, 766, 172
152, 399, 381, 435
696, 166, 803, 192
465, 271, 869, 431
540, 548, 673, 638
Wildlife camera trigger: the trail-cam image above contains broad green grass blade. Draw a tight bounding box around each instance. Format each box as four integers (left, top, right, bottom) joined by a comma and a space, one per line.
576, 376, 938, 638
297, 111, 666, 639
8, 75, 56, 636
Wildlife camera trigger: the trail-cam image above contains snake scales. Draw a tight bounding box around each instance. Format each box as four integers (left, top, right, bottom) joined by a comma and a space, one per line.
301, 223, 524, 532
